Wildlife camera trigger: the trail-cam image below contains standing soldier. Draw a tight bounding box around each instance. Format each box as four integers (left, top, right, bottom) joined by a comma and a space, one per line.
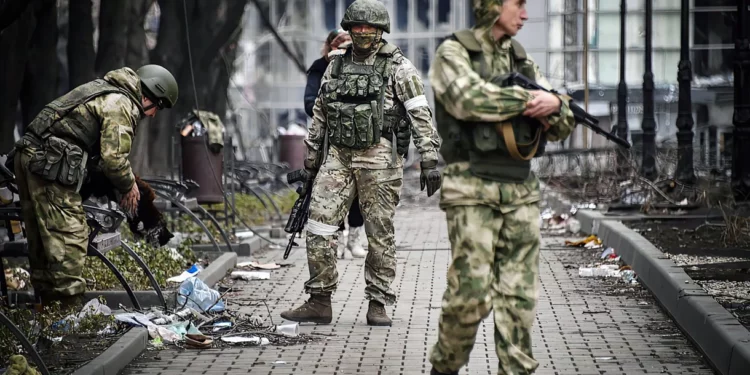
427, 0, 576, 374
281, 0, 442, 327
13, 65, 178, 309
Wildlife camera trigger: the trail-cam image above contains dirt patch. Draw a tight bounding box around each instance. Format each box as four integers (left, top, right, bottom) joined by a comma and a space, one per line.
37, 332, 124, 374
624, 219, 750, 331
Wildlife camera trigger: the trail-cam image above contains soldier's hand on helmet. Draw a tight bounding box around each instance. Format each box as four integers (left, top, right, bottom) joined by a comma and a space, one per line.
120, 183, 140, 216
523, 90, 561, 119
420, 161, 442, 197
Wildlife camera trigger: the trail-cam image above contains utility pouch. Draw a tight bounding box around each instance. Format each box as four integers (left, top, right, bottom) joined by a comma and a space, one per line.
27, 136, 87, 190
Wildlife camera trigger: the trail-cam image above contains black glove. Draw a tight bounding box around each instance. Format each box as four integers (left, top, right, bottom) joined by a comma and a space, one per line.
419, 160, 441, 197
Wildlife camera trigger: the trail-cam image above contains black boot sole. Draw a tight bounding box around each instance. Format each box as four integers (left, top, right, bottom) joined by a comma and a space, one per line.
366, 318, 392, 326
280, 313, 332, 324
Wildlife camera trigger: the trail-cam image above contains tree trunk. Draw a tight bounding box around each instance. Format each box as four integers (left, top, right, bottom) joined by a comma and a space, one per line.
95, 0, 128, 76
68, 0, 96, 88
0, 7, 33, 153
125, 0, 150, 69
19, 0, 58, 130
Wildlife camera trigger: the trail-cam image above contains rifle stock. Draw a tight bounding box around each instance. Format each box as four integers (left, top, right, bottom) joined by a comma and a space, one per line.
503, 72, 631, 149
283, 182, 312, 260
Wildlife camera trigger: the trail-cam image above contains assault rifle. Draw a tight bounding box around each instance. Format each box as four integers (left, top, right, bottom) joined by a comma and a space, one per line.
500, 72, 631, 149
282, 168, 313, 260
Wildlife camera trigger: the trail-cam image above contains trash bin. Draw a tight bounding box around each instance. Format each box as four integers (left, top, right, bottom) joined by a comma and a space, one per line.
181, 135, 224, 204
279, 134, 306, 171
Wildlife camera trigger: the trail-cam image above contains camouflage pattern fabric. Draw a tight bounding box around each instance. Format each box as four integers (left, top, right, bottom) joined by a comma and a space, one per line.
430, 203, 541, 374
15, 152, 88, 298
302, 38, 439, 306
2, 355, 41, 375
11, 67, 145, 299
427, 0, 576, 372
303, 148, 402, 305
193, 109, 225, 151
306, 41, 440, 170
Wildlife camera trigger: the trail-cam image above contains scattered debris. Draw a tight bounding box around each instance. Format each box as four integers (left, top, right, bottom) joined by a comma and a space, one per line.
231, 271, 271, 281
565, 235, 602, 248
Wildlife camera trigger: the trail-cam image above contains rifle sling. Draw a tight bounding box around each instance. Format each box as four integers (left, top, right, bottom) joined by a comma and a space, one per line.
497, 121, 542, 161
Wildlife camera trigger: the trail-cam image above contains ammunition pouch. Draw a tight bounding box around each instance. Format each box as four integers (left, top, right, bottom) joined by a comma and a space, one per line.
326, 101, 382, 150
382, 112, 411, 157
26, 135, 88, 191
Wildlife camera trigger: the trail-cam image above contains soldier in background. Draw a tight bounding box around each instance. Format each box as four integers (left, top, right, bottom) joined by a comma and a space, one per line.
13, 64, 178, 309
427, 0, 576, 374
281, 0, 442, 327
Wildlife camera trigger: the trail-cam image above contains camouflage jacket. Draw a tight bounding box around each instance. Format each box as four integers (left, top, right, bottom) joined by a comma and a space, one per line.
429, 26, 576, 210
305, 41, 441, 170
84, 68, 144, 193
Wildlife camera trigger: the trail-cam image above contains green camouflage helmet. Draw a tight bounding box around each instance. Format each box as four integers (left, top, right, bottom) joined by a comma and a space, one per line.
137, 64, 178, 109
473, 0, 503, 28
340, 0, 390, 34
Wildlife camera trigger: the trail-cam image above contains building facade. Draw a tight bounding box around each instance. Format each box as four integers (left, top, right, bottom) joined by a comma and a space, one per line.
546, 0, 736, 170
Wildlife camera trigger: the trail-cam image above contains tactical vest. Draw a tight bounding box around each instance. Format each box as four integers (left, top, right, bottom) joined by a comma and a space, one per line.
18, 79, 140, 190
324, 42, 410, 156
434, 29, 547, 182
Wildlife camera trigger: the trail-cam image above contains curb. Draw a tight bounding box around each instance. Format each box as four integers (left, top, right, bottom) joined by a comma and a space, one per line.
69, 252, 237, 375
543, 189, 750, 375
71, 327, 148, 375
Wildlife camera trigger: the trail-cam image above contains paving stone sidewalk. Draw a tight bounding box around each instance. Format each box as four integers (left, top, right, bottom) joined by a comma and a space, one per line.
125, 204, 715, 375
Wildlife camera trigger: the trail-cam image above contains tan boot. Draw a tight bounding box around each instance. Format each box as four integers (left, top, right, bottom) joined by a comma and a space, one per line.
366, 300, 391, 326
280, 294, 333, 324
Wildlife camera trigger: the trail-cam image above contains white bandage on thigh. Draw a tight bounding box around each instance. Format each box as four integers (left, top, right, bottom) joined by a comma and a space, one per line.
404, 95, 428, 111
306, 219, 340, 236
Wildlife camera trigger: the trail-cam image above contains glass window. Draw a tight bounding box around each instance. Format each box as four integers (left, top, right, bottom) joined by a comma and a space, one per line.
437, 0, 451, 24
653, 13, 680, 49
596, 14, 619, 49
625, 13, 644, 48
549, 0, 565, 13
564, 13, 579, 46
416, 0, 430, 29
654, 0, 681, 10
695, 0, 736, 7
549, 15, 563, 49
397, 0, 409, 31
547, 52, 565, 88
692, 49, 734, 77
564, 52, 579, 82
694, 11, 736, 46
597, 51, 619, 85
467, 0, 475, 26
324, 0, 337, 31
653, 51, 680, 84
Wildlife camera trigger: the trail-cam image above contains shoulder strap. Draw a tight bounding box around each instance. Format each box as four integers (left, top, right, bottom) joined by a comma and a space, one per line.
449, 29, 488, 79
377, 41, 399, 56
452, 29, 482, 52
510, 39, 527, 61
47, 79, 126, 118
330, 51, 346, 79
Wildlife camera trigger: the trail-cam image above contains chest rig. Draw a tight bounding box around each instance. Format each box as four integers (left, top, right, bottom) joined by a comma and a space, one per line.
435, 29, 547, 182
323, 42, 406, 152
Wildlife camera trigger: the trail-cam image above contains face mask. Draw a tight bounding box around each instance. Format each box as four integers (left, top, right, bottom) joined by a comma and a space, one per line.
351, 29, 381, 55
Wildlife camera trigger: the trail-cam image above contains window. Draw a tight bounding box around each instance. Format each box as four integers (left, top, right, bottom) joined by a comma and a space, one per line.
564, 52, 579, 82
467, 0, 475, 26
695, 0, 736, 7
549, 16, 563, 49
324, 0, 337, 30
397, 0, 409, 31
694, 11, 736, 46
692, 49, 734, 77
437, 0, 451, 24
653, 13, 680, 48
653, 51, 680, 83
416, 0, 430, 29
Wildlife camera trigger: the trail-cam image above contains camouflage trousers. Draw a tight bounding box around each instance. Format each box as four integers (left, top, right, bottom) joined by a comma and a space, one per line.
303, 157, 402, 305
429, 203, 541, 375
15, 151, 88, 298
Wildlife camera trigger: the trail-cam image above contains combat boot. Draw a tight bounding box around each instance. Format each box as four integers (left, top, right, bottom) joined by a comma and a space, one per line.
430, 368, 459, 375
280, 294, 333, 324
366, 300, 391, 326
347, 226, 367, 258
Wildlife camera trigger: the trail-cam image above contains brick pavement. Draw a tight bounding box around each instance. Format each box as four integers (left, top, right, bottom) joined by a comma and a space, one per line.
124, 204, 715, 375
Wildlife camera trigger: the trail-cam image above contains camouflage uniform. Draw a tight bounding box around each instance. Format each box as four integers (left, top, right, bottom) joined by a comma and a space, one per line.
427, 1, 576, 374
14, 67, 144, 301
281, 0, 441, 326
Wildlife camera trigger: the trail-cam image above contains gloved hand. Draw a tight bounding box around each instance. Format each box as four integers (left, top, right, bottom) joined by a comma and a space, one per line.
419, 160, 441, 197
